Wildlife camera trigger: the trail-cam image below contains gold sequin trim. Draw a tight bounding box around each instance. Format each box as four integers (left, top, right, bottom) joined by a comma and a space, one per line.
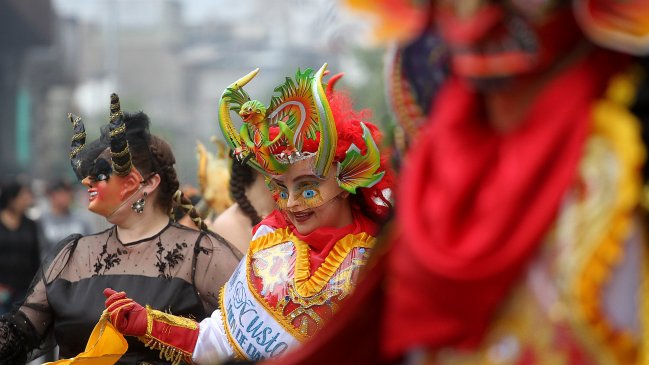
218, 284, 247, 360
140, 306, 198, 365
111, 159, 132, 175
246, 228, 375, 341
111, 145, 131, 158
109, 122, 126, 136
569, 64, 646, 364
110, 111, 124, 123
69, 145, 85, 159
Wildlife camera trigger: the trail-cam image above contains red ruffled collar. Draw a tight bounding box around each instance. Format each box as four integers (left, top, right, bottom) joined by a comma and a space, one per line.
254, 207, 378, 272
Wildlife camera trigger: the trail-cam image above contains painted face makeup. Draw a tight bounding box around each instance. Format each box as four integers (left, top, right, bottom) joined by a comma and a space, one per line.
267, 179, 326, 210
81, 154, 129, 218
268, 158, 351, 235
81, 150, 141, 218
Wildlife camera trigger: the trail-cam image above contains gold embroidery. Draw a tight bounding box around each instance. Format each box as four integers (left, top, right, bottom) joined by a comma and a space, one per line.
218, 285, 247, 360
139, 306, 198, 365
146, 307, 198, 330
251, 242, 293, 294
565, 65, 646, 364
431, 65, 649, 364
248, 228, 374, 297
246, 228, 375, 340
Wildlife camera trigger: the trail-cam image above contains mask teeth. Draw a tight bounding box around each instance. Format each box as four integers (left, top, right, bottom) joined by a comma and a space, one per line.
108, 93, 132, 176
68, 113, 86, 180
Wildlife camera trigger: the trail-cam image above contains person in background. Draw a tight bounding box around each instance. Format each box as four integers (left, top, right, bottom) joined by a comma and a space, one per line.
210, 158, 275, 254
0, 94, 241, 364
39, 179, 92, 256
261, 1, 649, 364
194, 137, 275, 254
102, 64, 393, 364
0, 179, 40, 315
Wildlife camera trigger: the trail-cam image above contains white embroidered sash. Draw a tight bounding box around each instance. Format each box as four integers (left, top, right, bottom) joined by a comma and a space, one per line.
221, 258, 299, 361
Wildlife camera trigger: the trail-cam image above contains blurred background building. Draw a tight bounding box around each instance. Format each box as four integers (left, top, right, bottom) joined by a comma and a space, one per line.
0, 0, 388, 185
0, 0, 55, 175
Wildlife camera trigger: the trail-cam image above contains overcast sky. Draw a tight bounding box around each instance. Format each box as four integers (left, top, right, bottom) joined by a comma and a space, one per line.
52, 0, 351, 27
53, 0, 239, 24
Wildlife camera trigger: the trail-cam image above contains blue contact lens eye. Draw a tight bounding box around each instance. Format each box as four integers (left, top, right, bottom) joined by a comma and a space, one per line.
279, 191, 289, 199
303, 189, 316, 199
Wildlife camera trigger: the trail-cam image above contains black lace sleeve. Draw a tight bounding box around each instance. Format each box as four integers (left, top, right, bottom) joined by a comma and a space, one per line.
0, 234, 81, 363
193, 231, 242, 312
0, 310, 40, 365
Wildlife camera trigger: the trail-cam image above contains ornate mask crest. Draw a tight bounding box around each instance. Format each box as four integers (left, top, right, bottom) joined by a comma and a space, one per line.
217, 63, 384, 194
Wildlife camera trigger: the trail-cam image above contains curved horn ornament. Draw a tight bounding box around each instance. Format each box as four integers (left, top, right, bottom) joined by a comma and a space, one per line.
312, 63, 338, 178
218, 69, 258, 149
218, 68, 271, 174
217, 65, 341, 178
68, 113, 87, 180
108, 93, 132, 176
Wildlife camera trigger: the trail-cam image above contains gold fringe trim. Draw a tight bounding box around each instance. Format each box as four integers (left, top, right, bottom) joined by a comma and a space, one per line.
218, 284, 248, 360
390, 50, 424, 141
572, 65, 646, 364
141, 335, 192, 365
292, 232, 374, 297
246, 228, 375, 341
140, 306, 199, 365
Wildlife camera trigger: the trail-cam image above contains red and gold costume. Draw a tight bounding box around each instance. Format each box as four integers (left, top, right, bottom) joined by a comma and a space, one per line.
98, 65, 392, 365
203, 209, 376, 361
193, 64, 390, 363
259, 1, 649, 365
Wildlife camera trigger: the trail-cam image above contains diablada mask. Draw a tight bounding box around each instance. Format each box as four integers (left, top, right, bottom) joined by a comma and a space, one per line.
217, 63, 385, 195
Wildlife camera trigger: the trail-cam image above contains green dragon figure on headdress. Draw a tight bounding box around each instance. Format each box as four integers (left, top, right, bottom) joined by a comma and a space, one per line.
218, 63, 384, 193
218, 64, 337, 177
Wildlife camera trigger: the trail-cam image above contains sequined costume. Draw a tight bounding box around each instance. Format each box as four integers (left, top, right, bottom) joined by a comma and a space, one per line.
390, 50, 649, 365
257, 1, 649, 365
101, 64, 393, 364
191, 209, 375, 362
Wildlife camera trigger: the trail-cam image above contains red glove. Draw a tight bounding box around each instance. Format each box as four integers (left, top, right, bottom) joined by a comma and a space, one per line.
103, 288, 147, 337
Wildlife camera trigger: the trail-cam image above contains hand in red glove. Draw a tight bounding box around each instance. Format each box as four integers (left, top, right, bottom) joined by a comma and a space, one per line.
103, 288, 147, 337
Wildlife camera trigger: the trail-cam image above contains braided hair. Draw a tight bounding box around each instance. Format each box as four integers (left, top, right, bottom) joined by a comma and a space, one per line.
172, 190, 208, 231
122, 112, 207, 231
147, 136, 207, 231
229, 159, 262, 226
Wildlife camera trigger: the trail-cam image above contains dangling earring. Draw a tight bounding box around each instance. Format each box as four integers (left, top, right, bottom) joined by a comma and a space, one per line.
131, 192, 147, 214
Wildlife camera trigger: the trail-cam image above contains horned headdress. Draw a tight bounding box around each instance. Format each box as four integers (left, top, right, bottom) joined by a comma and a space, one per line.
68, 93, 133, 180
108, 93, 132, 176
